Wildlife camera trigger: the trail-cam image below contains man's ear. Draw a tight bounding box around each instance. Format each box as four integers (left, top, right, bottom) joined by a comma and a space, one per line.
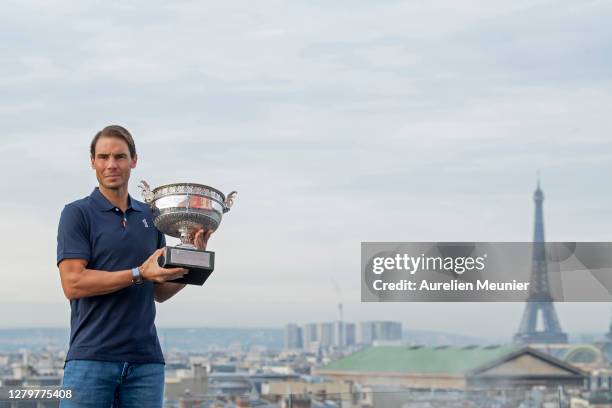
90, 156, 95, 169
131, 153, 138, 169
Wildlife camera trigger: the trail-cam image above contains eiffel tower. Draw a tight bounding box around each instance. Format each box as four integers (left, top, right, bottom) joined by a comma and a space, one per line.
513, 180, 568, 345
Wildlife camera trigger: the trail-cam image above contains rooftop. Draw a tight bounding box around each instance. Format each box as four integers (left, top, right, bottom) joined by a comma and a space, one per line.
320, 345, 519, 374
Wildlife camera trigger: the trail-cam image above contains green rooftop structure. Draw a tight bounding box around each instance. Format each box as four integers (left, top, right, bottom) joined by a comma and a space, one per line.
315, 345, 587, 391
322, 345, 519, 374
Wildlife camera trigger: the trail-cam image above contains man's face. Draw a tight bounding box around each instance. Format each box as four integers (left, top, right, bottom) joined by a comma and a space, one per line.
91, 136, 137, 191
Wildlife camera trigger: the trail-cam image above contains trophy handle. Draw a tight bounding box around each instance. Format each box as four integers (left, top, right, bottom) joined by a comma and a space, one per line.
223, 191, 238, 213
139, 180, 155, 204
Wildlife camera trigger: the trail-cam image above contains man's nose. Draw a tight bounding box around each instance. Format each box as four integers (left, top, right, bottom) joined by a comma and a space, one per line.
106, 158, 119, 168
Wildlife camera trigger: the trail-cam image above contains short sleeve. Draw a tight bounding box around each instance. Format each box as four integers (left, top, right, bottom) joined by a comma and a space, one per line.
57, 204, 91, 265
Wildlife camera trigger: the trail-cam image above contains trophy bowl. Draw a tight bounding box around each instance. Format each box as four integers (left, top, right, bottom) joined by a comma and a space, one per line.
138, 180, 237, 286
139, 180, 237, 248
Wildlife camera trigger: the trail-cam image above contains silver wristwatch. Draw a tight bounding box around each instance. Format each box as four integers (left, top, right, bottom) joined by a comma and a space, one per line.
131, 267, 143, 285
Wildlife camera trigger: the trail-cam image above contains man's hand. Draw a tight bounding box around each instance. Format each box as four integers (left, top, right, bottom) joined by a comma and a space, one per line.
193, 229, 213, 250
140, 248, 188, 283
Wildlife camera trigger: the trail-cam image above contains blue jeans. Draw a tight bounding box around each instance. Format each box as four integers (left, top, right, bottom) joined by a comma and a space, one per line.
60, 360, 165, 408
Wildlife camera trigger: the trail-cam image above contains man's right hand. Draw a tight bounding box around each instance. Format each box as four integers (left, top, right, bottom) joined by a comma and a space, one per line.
140, 248, 188, 283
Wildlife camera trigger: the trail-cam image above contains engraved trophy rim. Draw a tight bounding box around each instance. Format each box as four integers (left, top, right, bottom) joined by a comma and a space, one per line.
139, 180, 237, 246
151, 182, 227, 201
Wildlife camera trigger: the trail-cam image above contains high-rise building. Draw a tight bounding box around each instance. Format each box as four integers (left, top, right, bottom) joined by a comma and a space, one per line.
284, 324, 303, 350
375, 321, 402, 341
358, 321, 402, 344
303, 323, 318, 350
294, 320, 399, 349
318, 322, 334, 347
357, 322, 373, 344
332, 321, 345, 347
345, 323, 356, 346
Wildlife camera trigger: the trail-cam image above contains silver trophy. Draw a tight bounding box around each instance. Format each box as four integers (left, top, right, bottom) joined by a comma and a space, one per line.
139, 180, 237, 285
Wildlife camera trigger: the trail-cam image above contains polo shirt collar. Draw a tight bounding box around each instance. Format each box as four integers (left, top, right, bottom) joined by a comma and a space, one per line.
129, 196, 144, 212
90, 187, 143, 212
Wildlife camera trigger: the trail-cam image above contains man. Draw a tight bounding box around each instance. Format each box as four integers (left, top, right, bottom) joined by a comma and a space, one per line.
56, 125, 212, 407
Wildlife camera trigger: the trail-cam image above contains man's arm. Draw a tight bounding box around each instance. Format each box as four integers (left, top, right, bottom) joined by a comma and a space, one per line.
58, 248, 187, 300
59, 259, 134, 300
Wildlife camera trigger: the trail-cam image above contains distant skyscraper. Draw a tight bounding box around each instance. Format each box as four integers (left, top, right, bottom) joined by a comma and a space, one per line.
374, 321, 402, 341
357, 322, 373, 344
318, 322, 334, 347
332, 321, 345, 347
345, 323, 356, 346
297, 321, 397, 349
514, 181, 568, 345
358, 321, 402, 344
303, 323, 318, 350
284, 324, 303, 350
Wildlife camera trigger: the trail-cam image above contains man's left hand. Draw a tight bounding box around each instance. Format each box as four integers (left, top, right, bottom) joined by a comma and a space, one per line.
193, 229, 213, 250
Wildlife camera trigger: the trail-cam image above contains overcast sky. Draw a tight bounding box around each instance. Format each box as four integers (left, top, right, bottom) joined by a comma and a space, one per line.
2, 0, 612, 341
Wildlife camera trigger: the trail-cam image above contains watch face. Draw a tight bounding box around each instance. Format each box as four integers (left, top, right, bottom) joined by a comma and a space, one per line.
132, 268, 143, 284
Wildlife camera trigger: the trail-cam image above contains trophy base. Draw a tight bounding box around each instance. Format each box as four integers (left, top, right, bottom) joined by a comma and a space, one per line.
157, 246, 215, 286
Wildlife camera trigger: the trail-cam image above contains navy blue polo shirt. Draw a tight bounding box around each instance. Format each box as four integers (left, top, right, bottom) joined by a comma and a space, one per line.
57, 187, 165, 364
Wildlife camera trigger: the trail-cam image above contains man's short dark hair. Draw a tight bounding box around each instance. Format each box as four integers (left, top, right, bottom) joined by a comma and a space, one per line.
90, 125, 136, 158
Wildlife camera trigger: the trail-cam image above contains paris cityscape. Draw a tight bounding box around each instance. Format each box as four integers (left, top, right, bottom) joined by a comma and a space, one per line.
3, 0, 611, 406
2, 183, 612, 408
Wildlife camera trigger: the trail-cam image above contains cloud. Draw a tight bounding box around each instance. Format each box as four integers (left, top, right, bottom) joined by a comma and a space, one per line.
1, 0, 612, 335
